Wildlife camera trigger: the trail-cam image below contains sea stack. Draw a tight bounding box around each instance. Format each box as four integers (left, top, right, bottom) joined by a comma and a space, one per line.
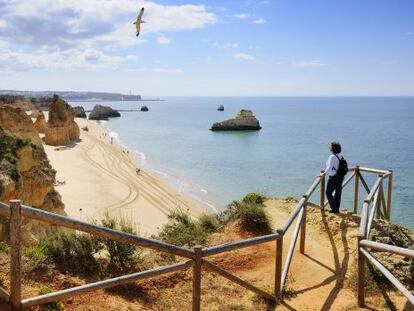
88, 105, 121, 120
73, 106, 87, 118
34, 112, 47, 133
140, 105, 149, 112
211, 109, 262, 131
44, 95, 80, 146
217, 105, 224, 111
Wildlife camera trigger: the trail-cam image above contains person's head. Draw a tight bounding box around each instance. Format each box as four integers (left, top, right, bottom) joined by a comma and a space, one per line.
330, 141, 342, 154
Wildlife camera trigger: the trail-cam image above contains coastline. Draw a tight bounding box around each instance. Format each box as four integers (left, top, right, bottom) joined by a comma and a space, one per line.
43, 117, 207, 236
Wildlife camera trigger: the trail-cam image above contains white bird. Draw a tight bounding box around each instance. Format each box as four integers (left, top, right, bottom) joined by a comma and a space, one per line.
133, 7, 145, 37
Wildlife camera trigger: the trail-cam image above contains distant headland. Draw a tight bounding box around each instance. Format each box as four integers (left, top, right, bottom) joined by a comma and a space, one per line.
0, 90, 143, 102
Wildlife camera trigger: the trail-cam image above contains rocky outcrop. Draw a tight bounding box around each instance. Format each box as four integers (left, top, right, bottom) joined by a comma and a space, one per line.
30, 110, 43, 119
34, 113, 47, 134
0, 106, 65, 243
44, 96, 80, 146
88, 105, 121, 120
0, 105, 43, 145
0, 95, 36, 111
217, 105, 224, 111
73, 106, 86, 118
140, 105, 149, 112
211, 109, 261, 131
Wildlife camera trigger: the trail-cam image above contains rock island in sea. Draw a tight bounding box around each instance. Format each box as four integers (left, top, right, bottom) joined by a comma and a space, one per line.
211, 109, 261, 131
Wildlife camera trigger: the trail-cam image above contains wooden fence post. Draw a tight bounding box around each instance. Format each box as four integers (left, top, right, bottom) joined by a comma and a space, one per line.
300, 197, 307, 254
10, 200, 22, 311
353, 166, 360, 214
320, 171, 325, 209
274, 229, 284, 298
386, 170, 393, 220
357, 235, 365, 307
192, 246, 202, 311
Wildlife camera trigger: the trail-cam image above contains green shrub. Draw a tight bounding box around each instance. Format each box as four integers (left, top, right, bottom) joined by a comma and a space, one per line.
198, 214, 221, 233
0, 241, 9, 253
41, 231, 102, 275
0, 273, 5, 287
99, 214, 142, 271
38, 287, 64, 310
220, 200, 272, 234
25, 244, 48, 269
242, 193, 267, 205
158, 210, 209, 247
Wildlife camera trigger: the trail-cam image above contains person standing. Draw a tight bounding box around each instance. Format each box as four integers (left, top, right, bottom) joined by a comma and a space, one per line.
324, 141, 348, 213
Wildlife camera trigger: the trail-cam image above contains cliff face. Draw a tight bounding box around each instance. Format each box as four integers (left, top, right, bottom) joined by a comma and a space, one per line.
0, 105, 65, 243
44, 96, 80, 146
33, 113, 47, 133
0, 105, 43, 145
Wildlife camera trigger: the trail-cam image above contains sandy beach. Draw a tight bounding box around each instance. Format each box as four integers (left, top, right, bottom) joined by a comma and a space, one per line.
43, 116, 206, 236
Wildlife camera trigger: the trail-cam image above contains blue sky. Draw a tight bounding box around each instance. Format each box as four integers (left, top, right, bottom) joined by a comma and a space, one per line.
0, 0, 413, 96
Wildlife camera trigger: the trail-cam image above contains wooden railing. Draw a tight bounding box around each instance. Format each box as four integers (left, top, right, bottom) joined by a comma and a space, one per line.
0, 166, 410, 310
356, 169, 414, 307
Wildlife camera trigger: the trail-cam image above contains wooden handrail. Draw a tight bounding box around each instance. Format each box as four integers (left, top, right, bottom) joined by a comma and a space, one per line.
281, 197, 306, 233
0, 203, 195, 259
22, 260, 194, 308
0, 166, 402, 309
359, 248, 414, 305
281, 208, 304, 288
203, 260, 275, 301
364, 177, 383, 203
358, 167, 390, 175
202, 232, 280, 257
360, 240, 414, 259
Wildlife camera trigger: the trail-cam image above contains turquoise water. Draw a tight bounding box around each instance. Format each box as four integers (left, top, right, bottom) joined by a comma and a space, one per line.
74, 97, 414, 230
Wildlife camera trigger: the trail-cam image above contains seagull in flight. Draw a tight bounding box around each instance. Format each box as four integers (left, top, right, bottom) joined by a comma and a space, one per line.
133, 7, 145, 37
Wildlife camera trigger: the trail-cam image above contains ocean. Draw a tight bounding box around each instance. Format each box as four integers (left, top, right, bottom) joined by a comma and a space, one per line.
72, 97, 414, 230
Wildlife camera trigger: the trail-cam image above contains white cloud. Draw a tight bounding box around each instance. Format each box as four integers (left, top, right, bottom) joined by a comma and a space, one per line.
0, 41, 136, 70
253, 18, 266, 24
130, 67, 184, 74
405, 32, 413, 36
0, 19, 7, 29
157, 36, 172, 44
292, 60, 327, 67
233, 14, 254, 19
213, 42, 239, 49
232, 53, 255, 61
0, 0, 216, 49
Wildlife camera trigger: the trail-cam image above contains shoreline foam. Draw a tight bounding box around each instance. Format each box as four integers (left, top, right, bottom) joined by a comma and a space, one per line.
100, 121, 219, 214
43, 116, 209, 236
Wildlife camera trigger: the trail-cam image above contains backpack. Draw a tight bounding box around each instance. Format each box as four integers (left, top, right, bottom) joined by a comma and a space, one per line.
335, 155, 348, 177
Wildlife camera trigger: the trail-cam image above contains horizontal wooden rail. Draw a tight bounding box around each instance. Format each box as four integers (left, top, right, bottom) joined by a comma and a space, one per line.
359, 248, 414, 305
203, 260, 275, 301
22, 260, 194, 308
358, 167, 390, 175
2, 204, 195, 259
360, 240, 414, 259
202, 232, 280, 257
0, 287, 9, 303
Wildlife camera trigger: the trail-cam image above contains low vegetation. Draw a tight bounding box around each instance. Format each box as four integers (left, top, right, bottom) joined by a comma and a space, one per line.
36, 287, 64, 311
26, 214, 143, 276
220, 193, 272, 234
